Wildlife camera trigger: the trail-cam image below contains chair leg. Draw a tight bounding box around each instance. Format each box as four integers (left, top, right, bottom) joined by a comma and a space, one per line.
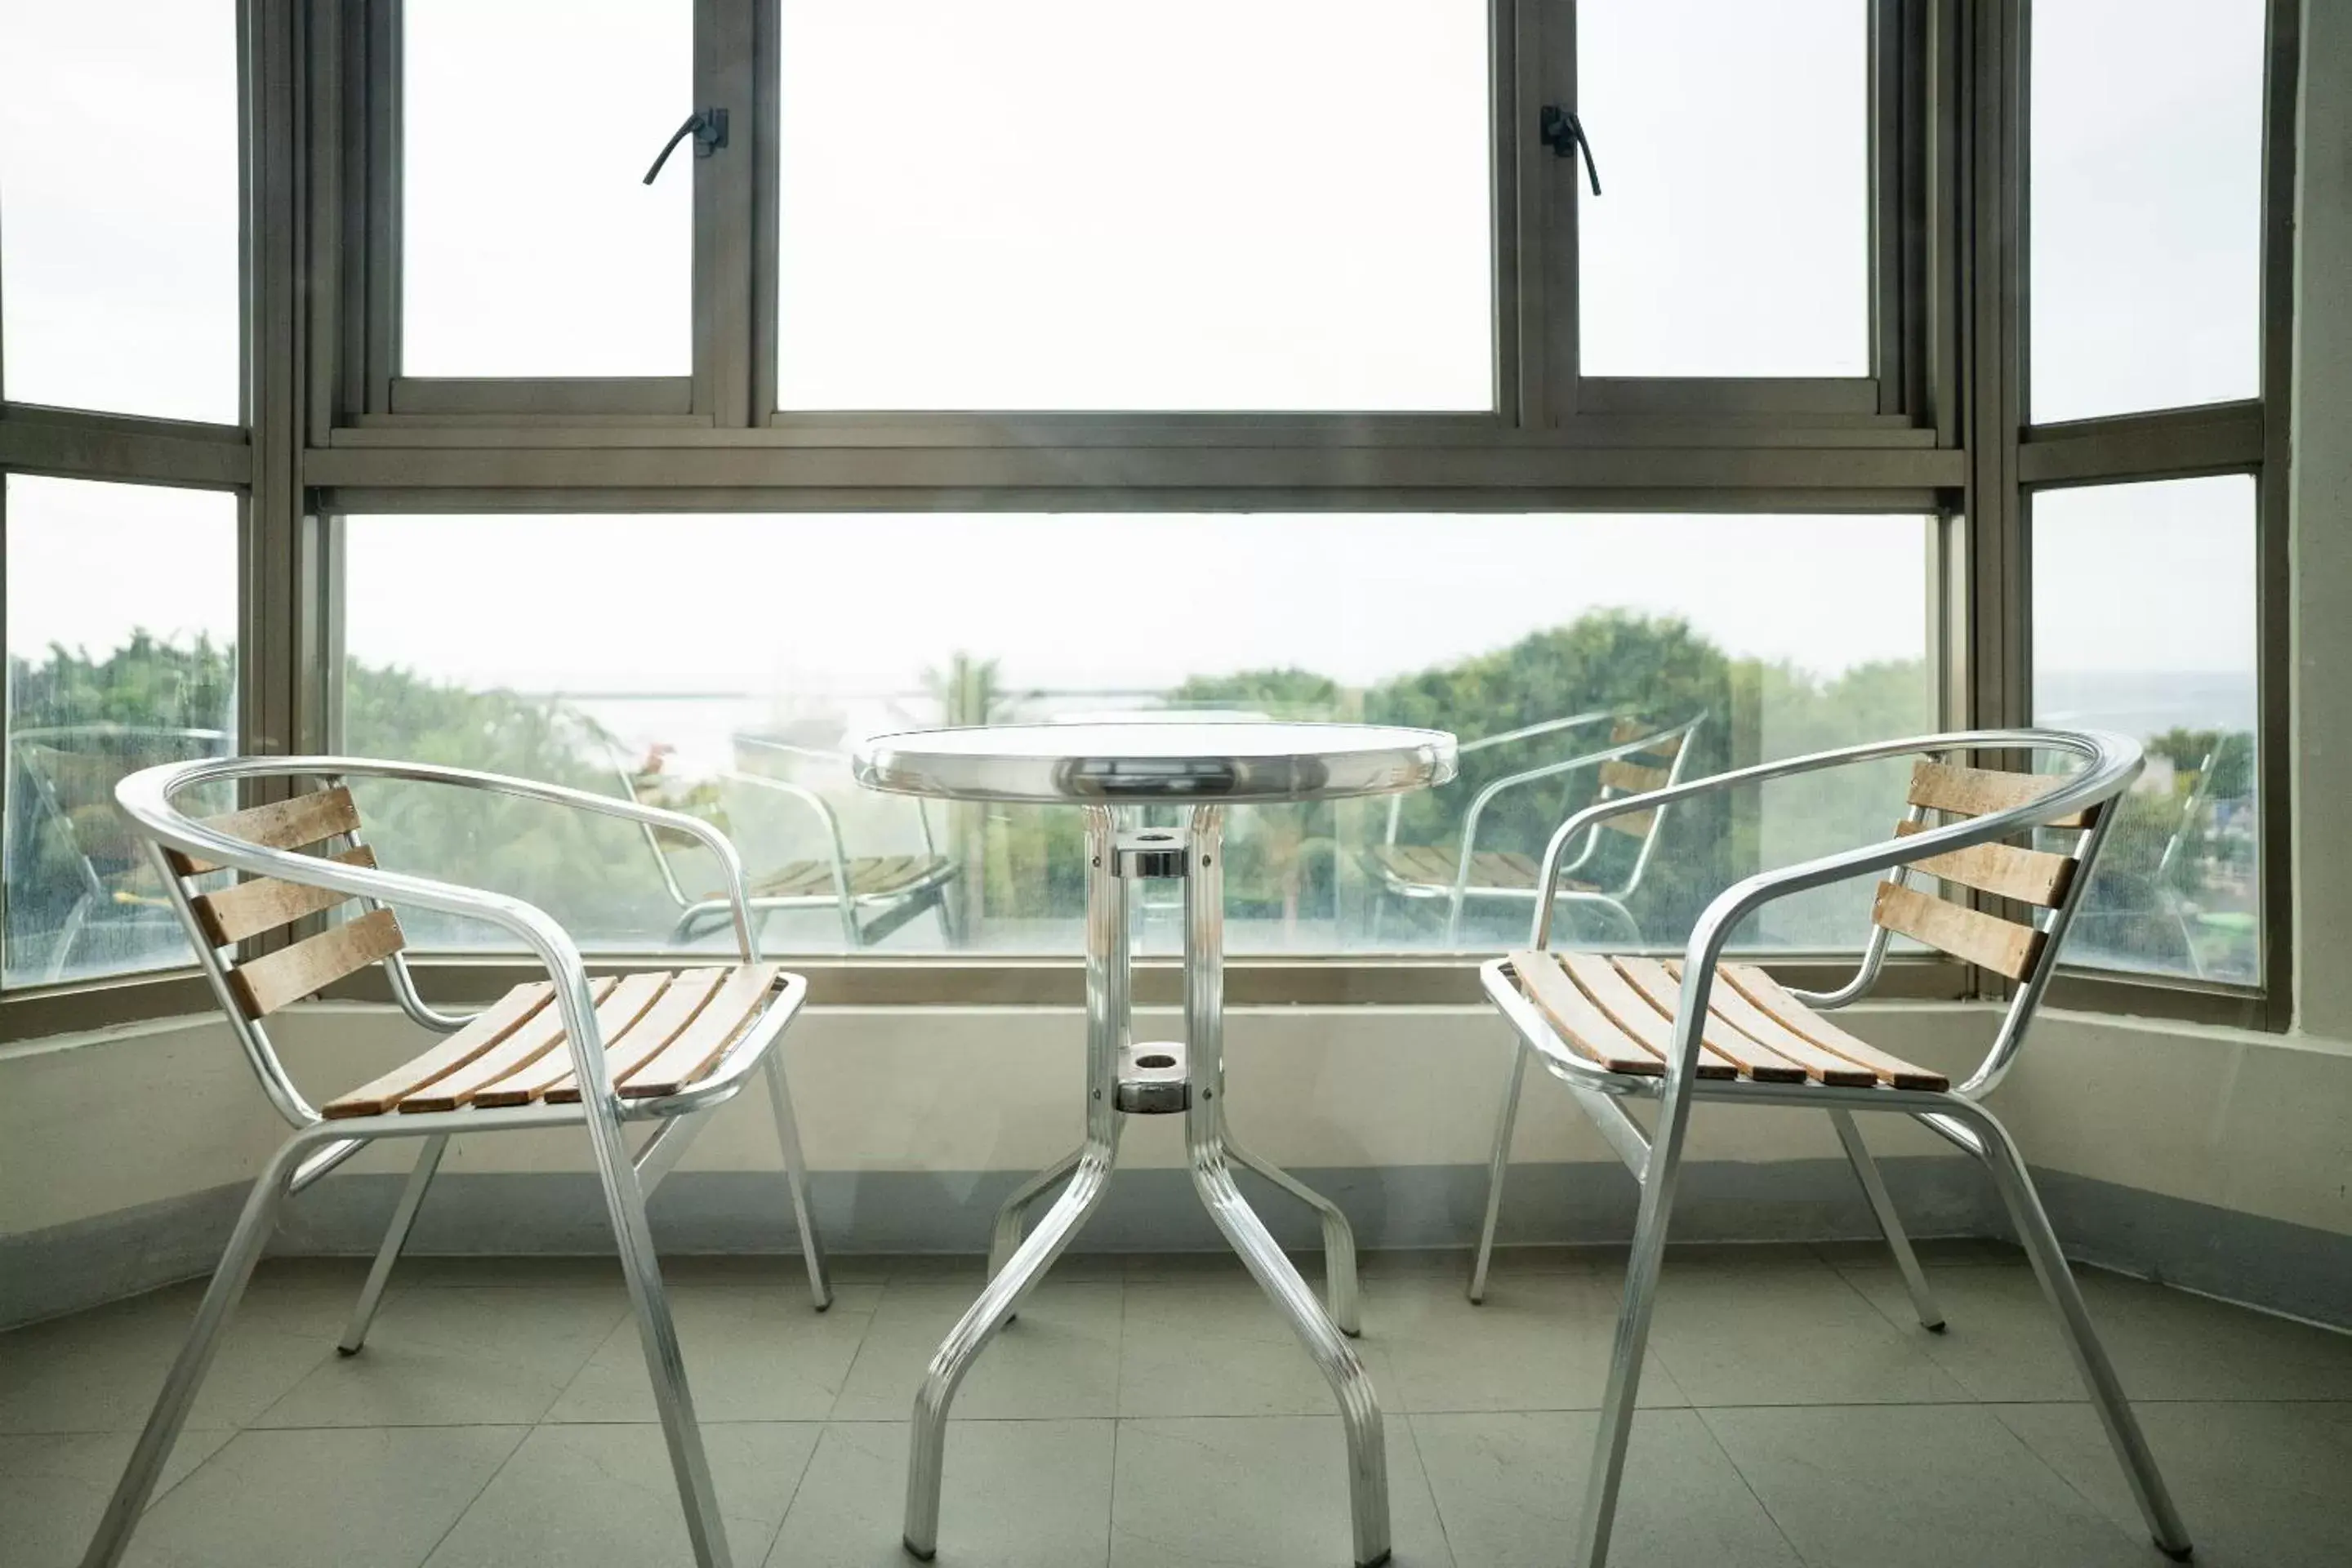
338, 1133, 448, 1354
1971, 1110, 2194, 1561
81, 1138, 306, 1568
764, 1054, 833, 1312
1829, 1109, 1944, 1331
1468, 1038, 1531, 1303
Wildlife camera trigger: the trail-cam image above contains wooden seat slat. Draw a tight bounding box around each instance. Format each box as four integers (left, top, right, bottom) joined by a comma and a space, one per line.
168, 786, 363, 875
323, 982, 557, 1118
614, 964, 784, 1099
397, 976, 622, 1113
1599, 759, 1672, 795
1893, 820, 2076, 906
1909, 760, 2092, 829
226, 907, 407, 1018
1610, 956, 1808, 1083
1599, 806, 1657, 839
1659, 961, 1880, 1087
514, 967, 728, 1107
1718, 964, 1949, 1091
1506, 951, 1664, 1076
190, 845, 378, 946
1555, 951, 1741, 1079
1872, 880, 2047, 980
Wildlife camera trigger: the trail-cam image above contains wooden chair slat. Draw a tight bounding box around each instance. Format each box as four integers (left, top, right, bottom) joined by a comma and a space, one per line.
323, 982, 556, 1119
398, 976, 621, 1113
190, 845, 377, 946
1599, 759, 1672, 795
1659, 960, 1881, 1087
742, 861, 839, 899
1717, 963, 1949, 1090
168, 786, 363, 875
1610, 956, 1808, 1083
1872, 880, 2047, 980
1506, 951, 1664, 1076
1465, 850, 1539, 890
1893, 820, 2076, 906
1599, 807, 1657, 840
226, 907, 407, 1018
617, 964, 784, 1098
1908, 760, 2092, 829
1556, 951, 1741, 1079
525, 967, 729, 1107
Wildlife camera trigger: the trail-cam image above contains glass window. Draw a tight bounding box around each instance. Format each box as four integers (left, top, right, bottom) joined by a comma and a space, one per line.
2032, 475, 2260, 983
0, 2, 239, 422
401, 0, 692, 377
1575, 0, 1869, 378
342, 512, 1930, 957
773, 1, 1494, 412
2029, 0, 2265, 423
4, 477, 239, 989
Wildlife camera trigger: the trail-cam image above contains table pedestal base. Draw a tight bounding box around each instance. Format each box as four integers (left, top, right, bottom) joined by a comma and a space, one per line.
901, 805, 1390, 1568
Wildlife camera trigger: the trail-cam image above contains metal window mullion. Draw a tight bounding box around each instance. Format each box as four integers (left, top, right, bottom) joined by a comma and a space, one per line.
363, 0, 400, 415
1542, 0, 1579, 423
1492, 0, 1527, 426
2253, 0, 2299, 1030
695, 0, 756, 426
751, 0, 782, 421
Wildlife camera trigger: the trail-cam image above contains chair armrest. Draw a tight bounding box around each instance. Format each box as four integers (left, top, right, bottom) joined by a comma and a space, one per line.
1459, 729, 1689, 891
720, 769, 856, 889
1456, 708, 1621, 755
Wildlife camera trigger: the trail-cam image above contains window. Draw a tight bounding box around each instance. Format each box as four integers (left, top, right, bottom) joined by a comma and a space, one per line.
2031, 475, 2259, 984
3, 477, 239, 989
0, 1, 240, 422
399, 0, 693, 376
2029, 0, 2265, 423
343, 512, 1927, 957
773, 1, 1494, 411
1574, 0, 1869, 378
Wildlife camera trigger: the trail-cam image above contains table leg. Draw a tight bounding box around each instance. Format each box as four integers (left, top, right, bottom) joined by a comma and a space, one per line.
902, 808, 1126, 1561
1183, 806, 1392, 1568
1220, 1124, 1362, 1336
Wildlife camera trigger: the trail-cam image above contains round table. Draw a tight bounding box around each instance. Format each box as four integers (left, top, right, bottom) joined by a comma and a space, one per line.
853, 722, 1456, 1568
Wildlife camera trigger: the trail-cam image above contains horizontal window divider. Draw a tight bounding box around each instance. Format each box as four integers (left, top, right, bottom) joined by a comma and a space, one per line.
303, 442, 1967, 493
2018, 402, 2265, 486
0, 406, 252, 488
0, 973, 224, 1042
348, 413, 716, 432
2043, 969, 2281, 1032
1575, 378, 1888, 417
386, 376, 697, 418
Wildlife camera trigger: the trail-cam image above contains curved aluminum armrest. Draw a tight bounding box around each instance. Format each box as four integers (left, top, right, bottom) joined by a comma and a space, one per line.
1384, 709, 1619, 845
1459, 724, 1699, 893
719, 769, 856, 884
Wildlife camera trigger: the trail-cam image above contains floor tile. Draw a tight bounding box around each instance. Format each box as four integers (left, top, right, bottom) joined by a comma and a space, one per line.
1411, 1409, 1801, 1568
831, 1280, 1121, 1421
0, 1428, 236, 1568
665, 1254, 896, 1290
765, 1419, 1113, 1568
1363, 1245, 1596, 1281
1839, 1262, 2087, 1401
1702, 1403, 2149, 1568
544, 1283, 880, 1424
118, 1424, 527, 1568
1369, 1273, 1687, 1414
252, 1285, 628, 1428
426, 1421, 822, 1568
1643, 1256, 1972, 1405
0, 1280, 342, 1433
1111, 1415, 1453, 1568
1119, 1279, 1395, 1419
2073, 1272, 2352, 1401
1993, 1401, 2352, 1568
393, 1255, 630, 1290
889, 1250, 1125, 1285
1811, 1236, 2023, 1269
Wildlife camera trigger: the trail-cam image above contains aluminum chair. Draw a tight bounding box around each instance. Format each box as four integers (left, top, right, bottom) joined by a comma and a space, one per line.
1468, 728, 2190, 1568
614, 737, 959, 949
1367, 712, 1703, 946
83, 755, 834, 1568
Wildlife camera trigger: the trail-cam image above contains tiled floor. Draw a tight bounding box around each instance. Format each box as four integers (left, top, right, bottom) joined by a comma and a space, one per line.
5, 1241, 2349, 1568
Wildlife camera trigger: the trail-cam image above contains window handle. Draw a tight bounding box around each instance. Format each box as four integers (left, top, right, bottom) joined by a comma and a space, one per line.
1539, 105, 1601, 196
643, 107, 728, 185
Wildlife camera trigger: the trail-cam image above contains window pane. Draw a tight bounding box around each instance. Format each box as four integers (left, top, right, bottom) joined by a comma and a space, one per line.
0, 2, 238, 422
1576, 1, 1869, 377
401, 0, 691, 376
4, 478, 238, 988
2029, 0, 2265, 423
2033, 476, 2260, 983
774, 2, 1494, 411
343, 513, 1928, 957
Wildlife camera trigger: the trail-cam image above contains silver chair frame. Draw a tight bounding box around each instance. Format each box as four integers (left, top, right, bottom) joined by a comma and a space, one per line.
1370, 710, 1704, 947
616, 737, 959, 950
83, 755, 834, 1568
1467, 728, 2192, 1568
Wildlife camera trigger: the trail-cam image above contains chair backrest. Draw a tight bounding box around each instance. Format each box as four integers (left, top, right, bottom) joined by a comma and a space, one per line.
1872, 758, 2097, 985
1588, 716, 1703, 893
158, 783, 408, 1018
11, 726, 228, 881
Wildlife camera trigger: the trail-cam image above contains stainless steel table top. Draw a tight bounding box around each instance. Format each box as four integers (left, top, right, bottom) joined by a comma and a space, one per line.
852, 720, 1459, 804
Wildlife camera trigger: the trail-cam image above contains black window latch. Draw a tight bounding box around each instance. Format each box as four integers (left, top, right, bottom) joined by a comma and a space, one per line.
1539, 106, 1601, 196
643, 108, 728, 185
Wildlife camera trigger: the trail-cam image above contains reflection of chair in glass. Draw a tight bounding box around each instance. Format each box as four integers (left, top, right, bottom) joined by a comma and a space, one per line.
612, 737, 958, 949
7, 724, 228, 981
2152, 733, 2250, 979
1366, 713, 1703, 946
91, 755, 831, 1568
1468, 729, 2189, 1568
